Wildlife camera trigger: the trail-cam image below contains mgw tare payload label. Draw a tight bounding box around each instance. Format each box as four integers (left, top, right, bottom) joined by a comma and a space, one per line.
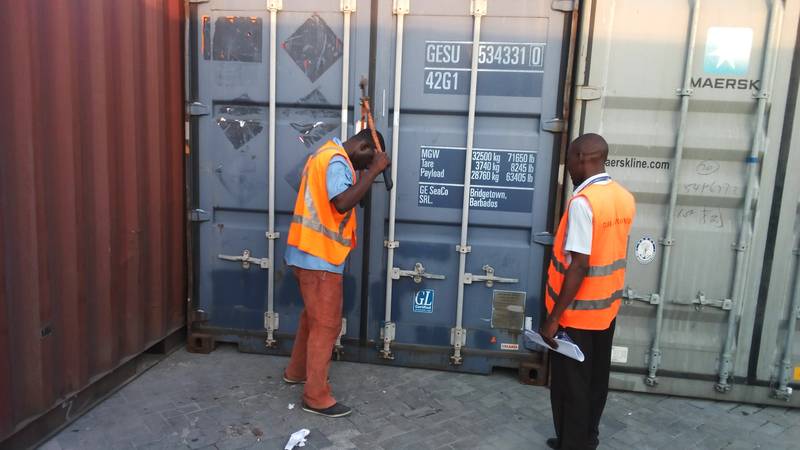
418, 145, 536, 213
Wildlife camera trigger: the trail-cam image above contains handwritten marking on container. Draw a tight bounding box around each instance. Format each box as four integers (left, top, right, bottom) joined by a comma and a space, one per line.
683, 180, 739, 196
676, 207, 724, 229
696, 160, 720, 175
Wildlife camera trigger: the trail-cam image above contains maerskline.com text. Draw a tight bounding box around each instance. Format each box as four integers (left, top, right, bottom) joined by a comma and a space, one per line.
605, 157, 670, 170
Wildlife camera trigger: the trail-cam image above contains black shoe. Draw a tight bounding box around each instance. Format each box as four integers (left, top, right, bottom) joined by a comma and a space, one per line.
301, 402, 352, 418
546, 438, 560, 449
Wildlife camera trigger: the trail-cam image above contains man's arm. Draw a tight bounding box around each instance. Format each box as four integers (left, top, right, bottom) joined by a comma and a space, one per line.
331, 152, 390, 213
540, 252, 589, 348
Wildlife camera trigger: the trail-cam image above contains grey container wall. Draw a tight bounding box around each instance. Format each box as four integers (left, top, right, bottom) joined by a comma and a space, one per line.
572, 0, 800, 406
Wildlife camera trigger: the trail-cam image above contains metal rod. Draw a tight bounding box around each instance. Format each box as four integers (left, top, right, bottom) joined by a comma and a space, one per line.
265, 4, 280, 347
340, 9, 351, 141
716, 0, 783, 392
381, 8, 406, 359
452, 4, 484, 365
643, 0, 701, 386
775, 202, 800, 399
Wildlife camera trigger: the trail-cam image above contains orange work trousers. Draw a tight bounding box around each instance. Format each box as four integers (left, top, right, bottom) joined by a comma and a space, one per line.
285, 267, 343, 409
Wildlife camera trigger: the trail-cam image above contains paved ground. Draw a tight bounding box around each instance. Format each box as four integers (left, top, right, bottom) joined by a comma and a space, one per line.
40, 344, 800, 450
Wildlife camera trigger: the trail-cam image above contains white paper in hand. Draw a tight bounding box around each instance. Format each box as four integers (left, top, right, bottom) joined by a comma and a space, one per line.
524, 329, 585, 362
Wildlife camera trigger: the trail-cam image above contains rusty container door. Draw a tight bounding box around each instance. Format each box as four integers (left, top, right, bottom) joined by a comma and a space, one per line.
0, 0, 186, 444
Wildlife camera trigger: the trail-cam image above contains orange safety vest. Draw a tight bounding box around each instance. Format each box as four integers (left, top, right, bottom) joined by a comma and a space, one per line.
545, 180, 636, 330
287, 140, 357, 265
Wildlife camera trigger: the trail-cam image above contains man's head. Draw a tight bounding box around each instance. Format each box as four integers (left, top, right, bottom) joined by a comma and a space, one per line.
343, 128, 386, 170
566, 133, 609, 187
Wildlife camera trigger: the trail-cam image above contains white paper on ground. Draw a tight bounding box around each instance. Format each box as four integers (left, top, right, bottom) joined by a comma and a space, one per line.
285, 428, 310, 450
524, 329, 585, 362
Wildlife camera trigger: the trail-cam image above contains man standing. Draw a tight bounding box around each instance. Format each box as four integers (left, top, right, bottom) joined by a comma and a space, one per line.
283, 129, 389, 418
540, 134, 635, 449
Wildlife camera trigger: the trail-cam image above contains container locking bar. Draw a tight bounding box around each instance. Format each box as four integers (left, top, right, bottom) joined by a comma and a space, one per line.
463, 265, 518, 288
218, 249, 270, 270
391, 262, 446, 284
380, 0, 410, 361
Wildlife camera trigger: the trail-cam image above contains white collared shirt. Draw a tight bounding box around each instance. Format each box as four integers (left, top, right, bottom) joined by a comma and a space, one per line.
564, 173, 612, 259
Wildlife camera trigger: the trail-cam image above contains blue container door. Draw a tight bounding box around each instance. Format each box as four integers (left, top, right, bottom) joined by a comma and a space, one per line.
191, 0, 372, 354
366, 0, 568, 374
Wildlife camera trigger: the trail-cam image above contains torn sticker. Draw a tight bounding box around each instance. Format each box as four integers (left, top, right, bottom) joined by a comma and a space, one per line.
290, 121, 339, 147
215, 104, 265, 149
213, 16, 263, 62
282, 14, 342, 82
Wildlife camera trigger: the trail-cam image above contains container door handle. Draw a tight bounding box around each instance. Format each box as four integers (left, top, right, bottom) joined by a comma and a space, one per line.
463, 265, 518, 288
218, 249, 271, 270
391, 262, 446, 284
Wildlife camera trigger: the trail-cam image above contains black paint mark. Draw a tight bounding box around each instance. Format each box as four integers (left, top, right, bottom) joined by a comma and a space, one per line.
282, 14, 342, 82
216, 104, 265, 149
213, 16, 263, 62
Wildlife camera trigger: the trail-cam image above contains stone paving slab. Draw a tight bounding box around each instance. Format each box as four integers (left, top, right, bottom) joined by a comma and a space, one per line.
41, 345, 800, 450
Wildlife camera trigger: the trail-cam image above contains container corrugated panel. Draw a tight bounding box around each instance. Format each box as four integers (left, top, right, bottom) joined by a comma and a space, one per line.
572, 0, 800, 405
0, 0, 185, 441
753, 63, 800, 398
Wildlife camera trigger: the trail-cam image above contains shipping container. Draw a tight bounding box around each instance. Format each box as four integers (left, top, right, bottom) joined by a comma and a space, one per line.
573, 0, 800, 406
186, 0, 800, 406
0, 0, 186, 446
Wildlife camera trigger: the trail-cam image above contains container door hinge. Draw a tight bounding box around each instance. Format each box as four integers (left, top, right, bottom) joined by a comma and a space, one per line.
463, 265, 519, 288
575, 85, 603, 101
392, 262, 446, 283
552, 0, 577, 12
218, 249, 271, 270
543, 118, 565, 133
186, 102, 209, 116
188, 208, 210, 223
534, 232, 555, 246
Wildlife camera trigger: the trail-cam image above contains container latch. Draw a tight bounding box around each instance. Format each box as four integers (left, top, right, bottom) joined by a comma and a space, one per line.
218, 249, 270, 270
392, 262, 446, 284
463, 265, 518, 288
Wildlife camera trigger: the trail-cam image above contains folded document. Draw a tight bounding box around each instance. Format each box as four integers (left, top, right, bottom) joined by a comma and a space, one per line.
523, 329, 585, 362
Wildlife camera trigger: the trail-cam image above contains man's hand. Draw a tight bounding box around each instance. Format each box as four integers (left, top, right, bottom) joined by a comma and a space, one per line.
367, 151, 390, 174
539, 316, 560, 349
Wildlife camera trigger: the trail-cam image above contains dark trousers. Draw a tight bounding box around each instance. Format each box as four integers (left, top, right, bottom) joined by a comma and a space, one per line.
550, 320, 616, 450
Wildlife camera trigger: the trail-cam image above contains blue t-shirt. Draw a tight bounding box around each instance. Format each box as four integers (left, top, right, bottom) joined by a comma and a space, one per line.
285, 138, 354, 273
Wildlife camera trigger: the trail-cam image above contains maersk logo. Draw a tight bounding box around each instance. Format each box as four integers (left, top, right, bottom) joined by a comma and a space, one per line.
703, 27, 753, 76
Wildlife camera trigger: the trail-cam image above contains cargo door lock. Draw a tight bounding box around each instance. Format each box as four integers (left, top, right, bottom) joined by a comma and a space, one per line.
218, 249, 271, 270
391, 262, 445, 284
463, 265, 518, 287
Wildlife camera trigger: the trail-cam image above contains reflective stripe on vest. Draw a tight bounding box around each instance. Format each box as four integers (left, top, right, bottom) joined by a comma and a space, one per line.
546, 283, 623, 310
550, 255, 627, 277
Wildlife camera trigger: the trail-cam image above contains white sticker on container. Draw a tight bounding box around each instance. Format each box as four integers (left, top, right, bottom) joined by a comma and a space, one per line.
501, 343, 519, 351
611, 346, 629, 364
634, 237, 657, 264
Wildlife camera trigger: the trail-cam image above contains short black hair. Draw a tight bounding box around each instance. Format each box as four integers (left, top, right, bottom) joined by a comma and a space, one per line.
352, 128, 386, 152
